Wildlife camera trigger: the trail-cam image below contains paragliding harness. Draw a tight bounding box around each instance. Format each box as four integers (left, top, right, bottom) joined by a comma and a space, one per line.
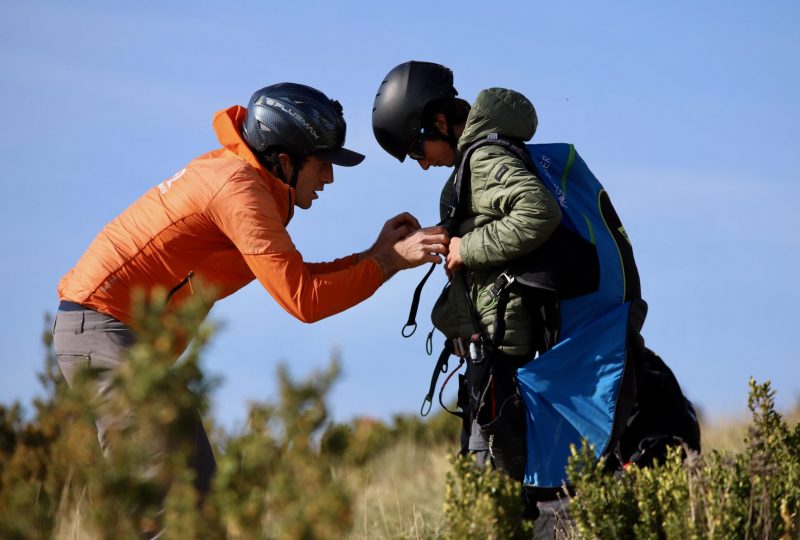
404, 134, 701, 492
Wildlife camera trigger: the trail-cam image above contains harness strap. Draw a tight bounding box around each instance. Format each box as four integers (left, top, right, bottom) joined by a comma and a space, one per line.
448, 136, 540, 349
489, 271, 516, 346
401, 262, 437, 337
416, 135, 540, 419
439, 357, 466, 418
448, 134, 535, 224
421, 341, 453, 416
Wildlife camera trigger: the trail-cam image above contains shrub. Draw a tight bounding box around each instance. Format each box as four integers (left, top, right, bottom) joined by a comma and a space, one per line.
443, 453, 534, 540
0, 292, 354, 539
567, 378, 800, 540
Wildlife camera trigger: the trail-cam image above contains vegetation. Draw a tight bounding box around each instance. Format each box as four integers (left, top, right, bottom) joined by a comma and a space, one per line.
567, 380, 800, 540
1, 293, 798, 538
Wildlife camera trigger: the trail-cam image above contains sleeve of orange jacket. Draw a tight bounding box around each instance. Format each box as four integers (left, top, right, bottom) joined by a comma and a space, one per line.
193, 249, 256, 300
207, 172, 384, 323
305, 253, 360, 274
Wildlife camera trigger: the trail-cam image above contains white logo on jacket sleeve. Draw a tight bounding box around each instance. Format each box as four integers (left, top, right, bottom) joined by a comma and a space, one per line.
158, 168, 187, 194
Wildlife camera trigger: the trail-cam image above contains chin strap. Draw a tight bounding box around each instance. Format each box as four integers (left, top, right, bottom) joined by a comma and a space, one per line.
289, 165, 300, 189
267, 151, 302, 189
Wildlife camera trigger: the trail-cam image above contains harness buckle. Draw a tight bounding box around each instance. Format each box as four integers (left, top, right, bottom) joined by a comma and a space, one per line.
489, 271, 516, 298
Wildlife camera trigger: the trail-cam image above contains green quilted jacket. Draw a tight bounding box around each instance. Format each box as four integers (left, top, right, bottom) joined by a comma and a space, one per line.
432, 88, 562, 356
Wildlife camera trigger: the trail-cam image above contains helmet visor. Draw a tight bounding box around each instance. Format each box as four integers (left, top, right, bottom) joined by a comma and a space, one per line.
314, 147, 365, 167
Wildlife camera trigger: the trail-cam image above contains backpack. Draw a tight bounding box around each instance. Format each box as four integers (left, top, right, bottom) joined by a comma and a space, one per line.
435, 136, 701, 489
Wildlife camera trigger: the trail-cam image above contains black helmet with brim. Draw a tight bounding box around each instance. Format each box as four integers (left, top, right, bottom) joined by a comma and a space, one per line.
372, 61, 457, 162
243, 82, 364, 166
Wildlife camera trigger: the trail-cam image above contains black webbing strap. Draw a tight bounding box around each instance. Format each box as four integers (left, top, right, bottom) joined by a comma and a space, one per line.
421, 341, 453, 416
489, 272, 515, 346
401, 262, 438, 337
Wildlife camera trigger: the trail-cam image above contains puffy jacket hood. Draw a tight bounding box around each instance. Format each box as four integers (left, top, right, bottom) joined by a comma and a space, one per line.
458, 88, 537, 151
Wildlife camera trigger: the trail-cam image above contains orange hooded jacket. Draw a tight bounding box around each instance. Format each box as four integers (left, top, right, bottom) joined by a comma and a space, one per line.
58, 106, 384, 326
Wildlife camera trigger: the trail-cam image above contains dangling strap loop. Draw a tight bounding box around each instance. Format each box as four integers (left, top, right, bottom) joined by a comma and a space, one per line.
420, 341, 453, 416
439, 358, 466, 418
402, 262, 437, 338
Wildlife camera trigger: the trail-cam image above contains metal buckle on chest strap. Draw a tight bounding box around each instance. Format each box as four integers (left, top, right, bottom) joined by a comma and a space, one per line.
489, 271, 516, 299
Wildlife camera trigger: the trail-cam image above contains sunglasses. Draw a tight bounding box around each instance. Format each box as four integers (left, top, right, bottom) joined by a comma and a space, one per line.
407, 127, 427, 161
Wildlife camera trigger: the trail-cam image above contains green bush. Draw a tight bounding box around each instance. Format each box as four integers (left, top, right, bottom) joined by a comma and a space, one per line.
568, 379, 800, 540
443, 454, 534, 539
0, 292, 355, 539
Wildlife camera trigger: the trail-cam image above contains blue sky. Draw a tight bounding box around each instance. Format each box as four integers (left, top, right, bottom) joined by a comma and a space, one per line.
1, 0, 798, 430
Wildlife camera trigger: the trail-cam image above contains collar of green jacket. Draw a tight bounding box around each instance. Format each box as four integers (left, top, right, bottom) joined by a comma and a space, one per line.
457, 88, 537, 152
212, 105, 294, 225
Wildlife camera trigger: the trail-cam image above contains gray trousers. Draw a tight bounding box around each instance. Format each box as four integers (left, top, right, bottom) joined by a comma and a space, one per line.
53, 306, 216, 496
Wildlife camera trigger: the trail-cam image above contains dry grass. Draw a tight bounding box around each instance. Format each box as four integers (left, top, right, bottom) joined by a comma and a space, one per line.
701, 402, 800, 453
343, 439, 452, 540
52, 481, 99, 540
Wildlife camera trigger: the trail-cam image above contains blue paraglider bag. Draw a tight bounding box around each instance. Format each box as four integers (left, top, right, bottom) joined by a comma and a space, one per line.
516, 143, 640, 488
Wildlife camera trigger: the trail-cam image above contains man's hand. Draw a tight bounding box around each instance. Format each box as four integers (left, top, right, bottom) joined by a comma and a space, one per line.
365, 218, 449, 280
376, 212, 421, 244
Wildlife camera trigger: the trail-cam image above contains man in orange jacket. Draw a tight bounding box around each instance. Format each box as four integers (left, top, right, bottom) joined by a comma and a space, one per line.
54, 83, 448, 499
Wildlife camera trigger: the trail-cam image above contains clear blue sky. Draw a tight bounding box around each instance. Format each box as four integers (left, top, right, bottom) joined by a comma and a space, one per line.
2, 0, 798, 429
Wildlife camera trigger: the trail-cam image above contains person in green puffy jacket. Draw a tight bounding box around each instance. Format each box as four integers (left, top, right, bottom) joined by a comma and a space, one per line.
372, 62, 561, 486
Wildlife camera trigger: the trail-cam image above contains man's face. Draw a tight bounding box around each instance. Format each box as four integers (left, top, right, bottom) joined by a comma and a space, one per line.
293, 156, 334, 209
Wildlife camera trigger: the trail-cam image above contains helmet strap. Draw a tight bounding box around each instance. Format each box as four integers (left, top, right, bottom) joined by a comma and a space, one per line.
267, 151, 287, 183
289, 165, 300, 189
265, 150, 301, 189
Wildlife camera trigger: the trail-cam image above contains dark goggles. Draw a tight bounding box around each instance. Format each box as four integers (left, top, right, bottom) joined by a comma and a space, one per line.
407, 127, 427, 161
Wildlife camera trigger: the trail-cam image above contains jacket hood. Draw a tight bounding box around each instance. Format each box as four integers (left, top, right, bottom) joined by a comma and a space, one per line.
213, 105, 271, 177
458, 88, 537, 151
213, 105, 294, 223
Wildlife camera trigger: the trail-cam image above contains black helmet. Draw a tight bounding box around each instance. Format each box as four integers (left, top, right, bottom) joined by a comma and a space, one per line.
372, 61, 458, 162
243, 83, 364, 167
